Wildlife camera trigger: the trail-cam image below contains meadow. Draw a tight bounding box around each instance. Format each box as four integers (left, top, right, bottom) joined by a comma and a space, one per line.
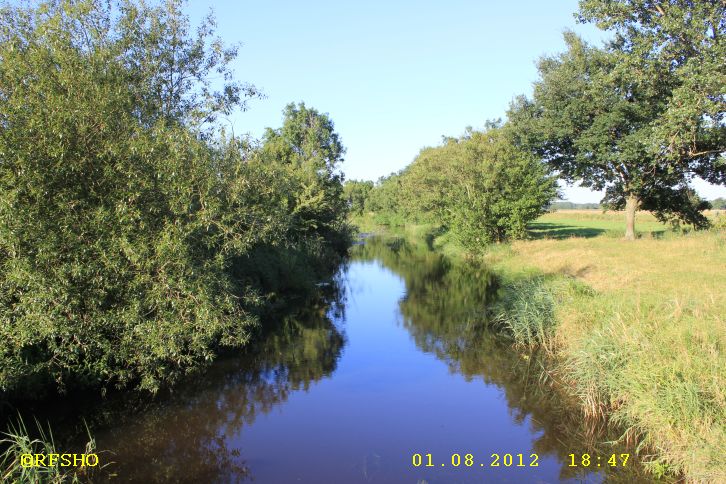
484, 210, 725, 481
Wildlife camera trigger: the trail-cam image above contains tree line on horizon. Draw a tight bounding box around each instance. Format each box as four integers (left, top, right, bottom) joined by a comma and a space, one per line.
347, 0, 724, 242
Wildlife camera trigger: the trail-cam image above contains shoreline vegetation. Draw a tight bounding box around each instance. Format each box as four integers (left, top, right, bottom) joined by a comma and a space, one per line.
352, 209, 725, 483
1, 2, 351, 480
1, 416, 104, 483
0, 1, 352, 399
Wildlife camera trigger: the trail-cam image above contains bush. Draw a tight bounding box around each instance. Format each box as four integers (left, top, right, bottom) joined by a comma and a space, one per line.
0, 1, 350, 397
364, 126, 557, 249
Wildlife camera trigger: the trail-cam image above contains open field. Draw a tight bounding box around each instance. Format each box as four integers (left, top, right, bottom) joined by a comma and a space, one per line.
529, 209, 725, 239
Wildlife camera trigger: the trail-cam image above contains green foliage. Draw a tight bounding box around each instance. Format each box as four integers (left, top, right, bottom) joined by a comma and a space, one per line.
258, 102, 351, 251
509, 33, 716, 232
364, 173, 407, 226
0, 1, 349, 397
577, 0, 726, 173
116, 0, 261, 129
510, 0, 725, 235
342, 179, 373, 216
366, 127, 557, 249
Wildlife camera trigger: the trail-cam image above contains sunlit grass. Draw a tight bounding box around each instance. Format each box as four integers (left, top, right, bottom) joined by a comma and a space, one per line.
486, 215, 726, 482
530, 209, 726, 239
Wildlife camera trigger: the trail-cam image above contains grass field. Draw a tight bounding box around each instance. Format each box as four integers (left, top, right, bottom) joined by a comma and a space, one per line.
485, 210, 726, 482
529, 210, 669, 238
352, 209, 726, 482
528, 209, 726, 239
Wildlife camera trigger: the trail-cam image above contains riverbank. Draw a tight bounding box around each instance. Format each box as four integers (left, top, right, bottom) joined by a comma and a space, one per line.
352, 210, 726, 482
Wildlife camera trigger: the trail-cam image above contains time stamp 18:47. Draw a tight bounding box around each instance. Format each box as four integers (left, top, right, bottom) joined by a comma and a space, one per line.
412, 452, 630, 469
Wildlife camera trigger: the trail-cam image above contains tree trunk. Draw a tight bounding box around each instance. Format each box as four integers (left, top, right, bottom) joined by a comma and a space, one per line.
624, 194, 639, 240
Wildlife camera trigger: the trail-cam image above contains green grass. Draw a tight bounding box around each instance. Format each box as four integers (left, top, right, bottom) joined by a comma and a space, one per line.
485, 212, 726, 482
530, 210, 668, 239
0, 416, 105, 483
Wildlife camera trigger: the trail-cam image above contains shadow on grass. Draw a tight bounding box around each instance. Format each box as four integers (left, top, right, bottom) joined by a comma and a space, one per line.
527, 222, 606, 239
528, 222, 668, 240
645, 229, 669, 239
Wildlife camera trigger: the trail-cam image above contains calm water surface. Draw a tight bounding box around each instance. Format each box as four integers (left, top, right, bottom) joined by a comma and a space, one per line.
91, 237, 642, 483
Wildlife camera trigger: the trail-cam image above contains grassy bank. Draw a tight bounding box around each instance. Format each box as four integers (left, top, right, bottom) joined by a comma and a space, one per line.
353, 209, 726, 482
487, 214, 725, 481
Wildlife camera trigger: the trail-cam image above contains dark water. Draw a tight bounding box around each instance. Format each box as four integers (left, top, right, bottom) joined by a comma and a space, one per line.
84, 236, 645, 483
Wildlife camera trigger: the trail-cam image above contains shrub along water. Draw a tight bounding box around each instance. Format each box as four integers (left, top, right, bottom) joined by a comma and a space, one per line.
358, 123, 557, 250
0, 1, 351, 398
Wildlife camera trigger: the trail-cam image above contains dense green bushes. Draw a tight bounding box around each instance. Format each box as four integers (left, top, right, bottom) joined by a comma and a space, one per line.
0, 1, 350, 396
359, 126, 557, 249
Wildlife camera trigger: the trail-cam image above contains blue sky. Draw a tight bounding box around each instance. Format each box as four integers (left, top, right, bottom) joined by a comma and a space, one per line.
186, 0, 725, 203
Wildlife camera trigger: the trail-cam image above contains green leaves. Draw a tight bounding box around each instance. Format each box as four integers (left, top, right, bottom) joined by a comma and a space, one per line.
342, 180, 374, 216
509, 23, 721, 233
258, 102, 350, 247
366, 127, 556, 248
0, 2, 349, 397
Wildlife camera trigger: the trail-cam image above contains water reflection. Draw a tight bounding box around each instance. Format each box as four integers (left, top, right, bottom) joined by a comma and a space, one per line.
353, 236, 654, 483
352, 236, 498, 374
59, 235, 660, 482
92, 284, 346, 482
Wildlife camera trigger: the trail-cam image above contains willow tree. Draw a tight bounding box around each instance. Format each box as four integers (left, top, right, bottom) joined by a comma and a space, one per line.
509, 33, 714, 239
258, 103, 350, 249
0, 0, 266, 394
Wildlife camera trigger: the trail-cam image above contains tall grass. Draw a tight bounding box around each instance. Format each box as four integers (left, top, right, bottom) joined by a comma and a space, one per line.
489, 277, 557, 352
490, 276, 595, 357
482, 214, 726, 482
561, 293, 725, 481
1, 416, 103, 483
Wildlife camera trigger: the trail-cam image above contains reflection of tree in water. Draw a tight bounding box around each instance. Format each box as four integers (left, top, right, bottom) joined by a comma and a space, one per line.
353, 236, 656, 482
88, 284, 346, 483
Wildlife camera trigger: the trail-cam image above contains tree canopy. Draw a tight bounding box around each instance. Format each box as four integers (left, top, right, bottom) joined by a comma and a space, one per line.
258, 102, 349, 249
508, 29, 720, 238
576, 0, 725, 172
342, 180, 374, 216
363, 126, 557, 249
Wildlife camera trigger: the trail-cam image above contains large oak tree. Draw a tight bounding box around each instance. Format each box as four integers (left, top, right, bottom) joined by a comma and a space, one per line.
509, 30, 720, 239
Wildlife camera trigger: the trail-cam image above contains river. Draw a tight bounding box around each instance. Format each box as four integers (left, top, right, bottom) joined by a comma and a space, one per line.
78, 236, 645, 482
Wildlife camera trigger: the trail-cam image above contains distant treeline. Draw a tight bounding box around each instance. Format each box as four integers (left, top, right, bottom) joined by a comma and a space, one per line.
548, 202, 601, 210
548, 199, 726, 210
0, 1, 350, 397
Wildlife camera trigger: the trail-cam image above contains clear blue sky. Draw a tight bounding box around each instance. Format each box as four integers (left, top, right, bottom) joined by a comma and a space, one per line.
186, 0, 725, 203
